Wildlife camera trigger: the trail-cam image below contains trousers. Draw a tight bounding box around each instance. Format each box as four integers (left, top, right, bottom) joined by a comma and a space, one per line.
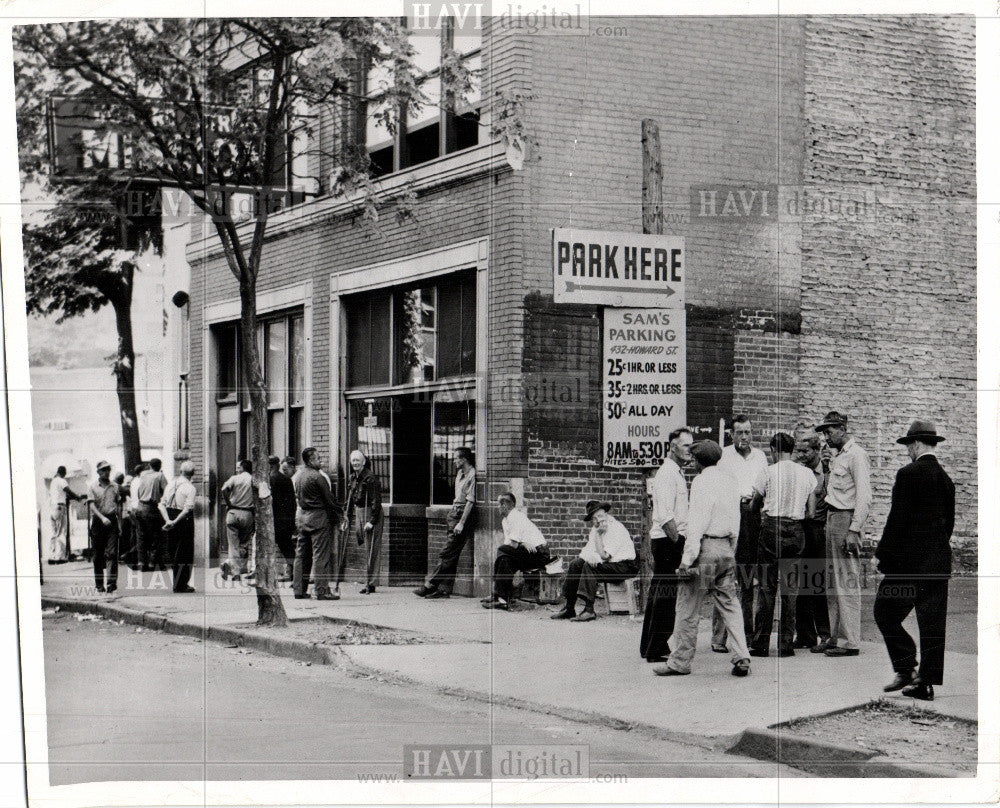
750, 517, 805, 652
712, 503, 758, 647
164, 506, 194, 591
639, 535, 685, 660
90, 517, 119, 591
874, 575, 948, 685
427, 505, 475, 594
294, 511, 333, 596
493, 544, 552, 601
225, 508, 255, 577
826, 509, 862, 650
795, 518, 831, 645
667, 538, 751, 674
562, 557, 638, 609
136, 503, 165, 568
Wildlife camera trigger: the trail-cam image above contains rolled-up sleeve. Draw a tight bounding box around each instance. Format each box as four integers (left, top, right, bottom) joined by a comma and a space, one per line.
681, 477, 709, 567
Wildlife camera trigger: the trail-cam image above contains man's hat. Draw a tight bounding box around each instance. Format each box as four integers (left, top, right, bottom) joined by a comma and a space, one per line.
690, 440, 722, 467
815, 410, 848, 431
96, 460, 111, 471
583, 499, 612, 522
897, 419, 945, 445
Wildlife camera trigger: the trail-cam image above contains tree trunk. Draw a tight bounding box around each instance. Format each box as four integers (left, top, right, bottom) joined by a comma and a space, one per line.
238, 278, 288, 627
111, 293, 143, 473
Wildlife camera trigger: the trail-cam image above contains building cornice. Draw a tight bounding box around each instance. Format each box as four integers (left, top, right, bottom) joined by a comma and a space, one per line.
185, 142, 511, 265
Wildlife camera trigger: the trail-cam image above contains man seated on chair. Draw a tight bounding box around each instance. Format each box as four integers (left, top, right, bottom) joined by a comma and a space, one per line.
483, 492, 554, 611
551, 499, 638, 622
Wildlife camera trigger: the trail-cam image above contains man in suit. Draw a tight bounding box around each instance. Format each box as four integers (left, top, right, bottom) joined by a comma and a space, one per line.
873, 419, 955, 701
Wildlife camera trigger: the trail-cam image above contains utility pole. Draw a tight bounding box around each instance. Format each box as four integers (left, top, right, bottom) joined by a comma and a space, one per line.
637, 118, 663, 608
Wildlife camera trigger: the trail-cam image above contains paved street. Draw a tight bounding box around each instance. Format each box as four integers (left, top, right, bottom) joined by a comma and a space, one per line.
42, 612, 807, 785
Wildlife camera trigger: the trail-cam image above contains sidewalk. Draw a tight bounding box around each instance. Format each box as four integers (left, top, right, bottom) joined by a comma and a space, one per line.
38, 561, 978, 746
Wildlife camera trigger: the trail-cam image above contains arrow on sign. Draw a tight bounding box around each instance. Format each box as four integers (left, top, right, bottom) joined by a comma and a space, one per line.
564, 282, 676, 296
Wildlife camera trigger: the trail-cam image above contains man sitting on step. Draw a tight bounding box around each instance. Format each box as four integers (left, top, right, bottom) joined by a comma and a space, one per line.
551, 499, 637, 622
482, 492, 554, 611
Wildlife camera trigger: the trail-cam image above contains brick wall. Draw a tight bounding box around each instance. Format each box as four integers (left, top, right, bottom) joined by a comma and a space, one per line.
798, 16, 976, 563
386, 505, 428, 585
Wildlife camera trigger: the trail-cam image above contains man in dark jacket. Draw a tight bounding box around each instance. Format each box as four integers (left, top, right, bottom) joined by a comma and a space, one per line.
874, 419, 955, 701
268, 455, 297, 582
343, 449, 384, 594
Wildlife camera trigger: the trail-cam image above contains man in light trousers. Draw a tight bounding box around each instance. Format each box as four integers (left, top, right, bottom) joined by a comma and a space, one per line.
814, 411, 872, 657
653, 440, 751, 678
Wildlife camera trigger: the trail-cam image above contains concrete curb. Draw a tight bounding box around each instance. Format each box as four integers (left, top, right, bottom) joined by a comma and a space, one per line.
727, 727, 968, 778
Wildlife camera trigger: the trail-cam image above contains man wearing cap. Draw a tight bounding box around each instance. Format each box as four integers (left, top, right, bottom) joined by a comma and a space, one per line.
640, 427, 692, 663
484, 492, 552, 610
159, 461, 198, 593
873, 420, 954, 701
814, 411, 872, 657
221, 460, 255, 580
653, 441, 751, 677
88, 461, 120, 593
714, 414, 768, 652
551, 500, 637, 622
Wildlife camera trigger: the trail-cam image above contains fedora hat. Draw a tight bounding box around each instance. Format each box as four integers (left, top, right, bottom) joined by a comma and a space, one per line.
897, 419, 945, 445
583, 499, 612, 522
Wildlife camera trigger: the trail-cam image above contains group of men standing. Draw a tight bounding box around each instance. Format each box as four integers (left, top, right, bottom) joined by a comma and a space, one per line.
635, 411, 954, 698
46, 457, 197, 594
219, 447, 386, 601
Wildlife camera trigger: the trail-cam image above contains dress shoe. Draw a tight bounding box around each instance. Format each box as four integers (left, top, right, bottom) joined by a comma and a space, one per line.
883, 671, 915, 692
711, 644, 729, 653
413, 585, 436, 597
652, 663, 689, 676
901, 681, 934, 701
482, 599, 509, 610
570, 609, 596, 622
105, 586, 117, 594
315, 592, 340, 601
173, 585, 195, 594
480, 595, 499, 605
293, 593, 311, 599
824, 646, 859, 657
749, 648, 769, 658
426, 589, 450, 599
778, 647, 795, 658
731, 660, 751, 677
810, 639, 833, 654
645, 655, 669, 664
792, 638, 815, 649
360, 585, 375, 594
94, 585, 105, 593
550, 607, 576, 620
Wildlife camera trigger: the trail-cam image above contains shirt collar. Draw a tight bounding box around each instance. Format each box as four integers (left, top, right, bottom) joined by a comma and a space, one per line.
916, 450, 937, 460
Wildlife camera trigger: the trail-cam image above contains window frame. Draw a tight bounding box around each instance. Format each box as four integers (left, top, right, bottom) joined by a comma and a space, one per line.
362, 20, 483, 177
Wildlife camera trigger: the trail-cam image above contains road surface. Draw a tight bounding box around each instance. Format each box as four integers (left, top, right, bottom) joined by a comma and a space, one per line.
41, 612, 805, 785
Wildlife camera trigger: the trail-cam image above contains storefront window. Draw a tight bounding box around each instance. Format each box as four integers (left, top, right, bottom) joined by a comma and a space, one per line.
432, 398, 476, 505
344, 269, 477, 505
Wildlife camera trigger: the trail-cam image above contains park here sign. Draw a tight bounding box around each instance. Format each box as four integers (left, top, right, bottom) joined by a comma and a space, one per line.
552, 229, 684, 308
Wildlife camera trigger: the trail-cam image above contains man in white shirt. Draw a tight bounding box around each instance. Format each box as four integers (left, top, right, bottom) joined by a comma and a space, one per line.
483, 492, 553, 611
640, 427, 692, 663
815, 410, 872, 657
159, 461, 198, 593
714, 414, 768, 651
748, 432, 818, 657
551, 500, 637, 623
653, 441, 751, 677
47, 465, 84, 563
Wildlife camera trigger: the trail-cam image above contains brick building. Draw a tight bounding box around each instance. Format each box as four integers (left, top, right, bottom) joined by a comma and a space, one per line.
180, 15, 976, 596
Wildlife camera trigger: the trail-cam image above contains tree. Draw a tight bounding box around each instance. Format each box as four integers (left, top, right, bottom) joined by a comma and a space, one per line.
20, 176, 159, 474
13, 18, 493, 625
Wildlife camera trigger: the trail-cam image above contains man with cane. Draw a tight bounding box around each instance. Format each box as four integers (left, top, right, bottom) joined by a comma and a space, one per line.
342, 449, 384, 594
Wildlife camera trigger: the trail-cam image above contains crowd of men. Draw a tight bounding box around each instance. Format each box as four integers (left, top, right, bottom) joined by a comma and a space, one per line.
478, 411, 955, 700
44, 409, 955, 701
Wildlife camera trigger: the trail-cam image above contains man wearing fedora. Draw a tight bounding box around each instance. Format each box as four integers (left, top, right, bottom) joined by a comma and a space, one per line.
551, 500, 637, 622
873, 420, 954, 701
814, 411, 872, 657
